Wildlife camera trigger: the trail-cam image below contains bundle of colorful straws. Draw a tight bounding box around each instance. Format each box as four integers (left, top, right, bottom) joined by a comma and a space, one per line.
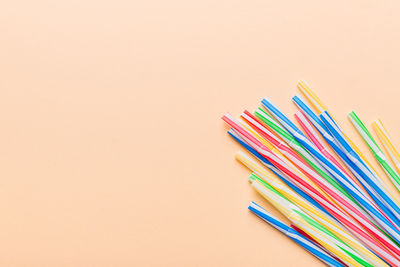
222, 81, 400, 267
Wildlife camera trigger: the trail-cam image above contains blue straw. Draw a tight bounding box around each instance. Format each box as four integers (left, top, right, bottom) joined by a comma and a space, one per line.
248, 202, 345, 267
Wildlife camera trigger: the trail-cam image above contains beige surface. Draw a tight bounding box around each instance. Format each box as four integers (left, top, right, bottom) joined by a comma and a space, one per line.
2, 0, 400, 266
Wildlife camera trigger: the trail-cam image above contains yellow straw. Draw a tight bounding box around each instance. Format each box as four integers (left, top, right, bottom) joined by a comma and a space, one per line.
372, 120, 400, 205
373, 119, 400, 176
237, 152, 388, 267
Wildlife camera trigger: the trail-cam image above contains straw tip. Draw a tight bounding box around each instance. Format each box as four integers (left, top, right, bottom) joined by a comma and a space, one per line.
221, 112, 230, 118
297, 79, 305, 84
241, 110, 251, 117
248, 203, 257, 211
347, 111, 358, 121
297, 79, 309, 87
234, 151, 245, 160
248, 174, 256, 183
294, 110, 302, 116
292, 94, 301, 100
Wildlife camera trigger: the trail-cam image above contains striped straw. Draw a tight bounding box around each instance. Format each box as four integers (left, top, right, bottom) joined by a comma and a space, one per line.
248, 202, 346, 267
249, 176, 372, 267
222, 113, 399, 264
260, 100, 400, 258
349, 112, 400, 194
373, 120, 400, 177
237, 152, 388, 266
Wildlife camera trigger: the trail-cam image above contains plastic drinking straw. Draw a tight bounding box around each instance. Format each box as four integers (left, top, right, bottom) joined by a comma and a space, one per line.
297, 80, 380, 176
248, 202, 346, 267
261, 100, 400, 257
297, 80, 326, 113
349, 111, 400, 194
373, 119, 400, 176
292, 94, 400, 221
222, 113, 400, 264
249, 176, 371, 267
228, 129, 332, 218
237, 152, 389, 266
241, 111, 375, 223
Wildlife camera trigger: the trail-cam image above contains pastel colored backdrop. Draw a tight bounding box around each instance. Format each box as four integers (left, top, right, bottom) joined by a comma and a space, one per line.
1, 0, 400, 266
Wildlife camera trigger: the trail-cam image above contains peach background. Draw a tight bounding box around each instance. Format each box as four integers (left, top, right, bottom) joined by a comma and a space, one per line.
2, 0, 400, 266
